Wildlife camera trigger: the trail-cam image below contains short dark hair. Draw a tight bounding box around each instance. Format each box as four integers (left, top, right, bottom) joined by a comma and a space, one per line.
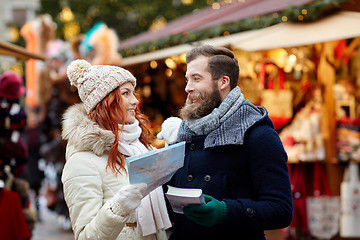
185, 45, 239, 89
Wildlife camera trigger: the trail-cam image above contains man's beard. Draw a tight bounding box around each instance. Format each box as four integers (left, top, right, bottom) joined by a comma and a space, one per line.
180, 86, 222, 120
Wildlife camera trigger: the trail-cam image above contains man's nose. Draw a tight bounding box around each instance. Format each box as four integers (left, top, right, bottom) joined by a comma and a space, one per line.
185, 81, 193, 93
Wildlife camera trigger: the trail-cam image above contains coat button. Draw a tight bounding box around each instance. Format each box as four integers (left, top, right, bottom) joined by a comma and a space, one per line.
187, 174, 194, 182
246, 207, 254, 215
190, 144, 196, 150
204, 175, 211, 182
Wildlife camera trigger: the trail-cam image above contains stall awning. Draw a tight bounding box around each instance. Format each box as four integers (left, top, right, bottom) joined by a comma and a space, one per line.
0, 41, 46, 61
121, 11, 360, 66
119, 0, 316, 50
232, 11, 360, 51
121, 30, 259, 66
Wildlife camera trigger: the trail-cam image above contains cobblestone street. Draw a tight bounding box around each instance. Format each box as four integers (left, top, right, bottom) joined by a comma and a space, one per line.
31, 197, 74, 240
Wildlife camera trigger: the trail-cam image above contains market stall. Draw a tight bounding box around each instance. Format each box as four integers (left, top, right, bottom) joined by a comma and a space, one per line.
121, 9, 360, 240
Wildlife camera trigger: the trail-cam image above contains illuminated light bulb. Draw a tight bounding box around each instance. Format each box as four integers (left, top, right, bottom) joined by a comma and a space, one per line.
181, 0, 193, 4
143, 76, 151, 84
63, 22, 80, 41
165, 58, 177, 69
9, 26, 19, 42
212, 2, 220, 9
289, 54, 297, 63
60, 7, 74, 22
179, 53, 186, 63
150, 60, 158, 69
142, 85, 151, 98
165, 69, 173, 77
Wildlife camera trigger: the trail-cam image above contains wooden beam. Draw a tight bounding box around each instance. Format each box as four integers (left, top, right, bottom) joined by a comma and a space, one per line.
0, 41, 46, 61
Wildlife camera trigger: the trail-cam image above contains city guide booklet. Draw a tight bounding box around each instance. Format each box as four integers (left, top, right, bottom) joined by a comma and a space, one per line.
126, 141, 185, 194
165, 185, 205, 214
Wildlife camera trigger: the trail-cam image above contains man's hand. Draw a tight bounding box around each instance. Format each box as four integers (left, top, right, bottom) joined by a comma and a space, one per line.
183, 194, 228, 227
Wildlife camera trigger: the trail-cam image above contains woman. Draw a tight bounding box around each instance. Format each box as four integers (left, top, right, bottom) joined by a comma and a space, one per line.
61, 60, 171, 240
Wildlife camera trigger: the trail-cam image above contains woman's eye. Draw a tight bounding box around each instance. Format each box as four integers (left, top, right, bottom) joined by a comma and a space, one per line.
122, 91, 129, 96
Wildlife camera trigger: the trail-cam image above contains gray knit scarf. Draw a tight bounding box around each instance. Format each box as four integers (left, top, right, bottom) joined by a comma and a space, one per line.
186, 86, 245, 135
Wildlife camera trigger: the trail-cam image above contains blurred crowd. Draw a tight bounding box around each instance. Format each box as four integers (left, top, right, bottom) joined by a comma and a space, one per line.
0, 14, 126, 238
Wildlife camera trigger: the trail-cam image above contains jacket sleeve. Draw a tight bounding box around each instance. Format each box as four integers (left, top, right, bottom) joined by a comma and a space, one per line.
224, 123, 293, 231
61, 152, 130, 240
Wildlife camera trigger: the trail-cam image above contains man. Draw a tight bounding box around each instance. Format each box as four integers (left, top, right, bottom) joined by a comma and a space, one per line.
158, 45, 293, 240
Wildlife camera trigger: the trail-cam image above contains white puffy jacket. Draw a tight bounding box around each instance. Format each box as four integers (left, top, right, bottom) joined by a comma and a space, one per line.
61, 104, 167, 240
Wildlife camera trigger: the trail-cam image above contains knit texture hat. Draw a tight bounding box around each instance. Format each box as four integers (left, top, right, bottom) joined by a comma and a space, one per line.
67, 59, 136, 113
0, 71, 26, 100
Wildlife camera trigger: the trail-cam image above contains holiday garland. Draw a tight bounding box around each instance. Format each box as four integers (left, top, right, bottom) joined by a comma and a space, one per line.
121, 0, 348, 57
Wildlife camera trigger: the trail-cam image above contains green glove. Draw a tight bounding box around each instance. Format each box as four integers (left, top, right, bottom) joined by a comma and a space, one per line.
183, 194, 228, 227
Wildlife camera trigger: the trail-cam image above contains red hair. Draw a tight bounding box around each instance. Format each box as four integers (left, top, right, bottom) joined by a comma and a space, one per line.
88, 87, 154, 174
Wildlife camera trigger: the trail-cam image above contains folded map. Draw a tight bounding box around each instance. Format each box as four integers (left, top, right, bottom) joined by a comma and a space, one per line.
126, 141, 185, 193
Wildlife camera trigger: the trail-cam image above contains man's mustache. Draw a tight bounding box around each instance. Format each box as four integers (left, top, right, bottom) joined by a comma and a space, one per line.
187, 92, 204, 101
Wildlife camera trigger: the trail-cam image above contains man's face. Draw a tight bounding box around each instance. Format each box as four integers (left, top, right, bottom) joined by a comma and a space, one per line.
180, 56, 221, 120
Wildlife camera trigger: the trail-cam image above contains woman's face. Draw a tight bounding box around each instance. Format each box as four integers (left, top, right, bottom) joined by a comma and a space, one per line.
119, 82, 139, 124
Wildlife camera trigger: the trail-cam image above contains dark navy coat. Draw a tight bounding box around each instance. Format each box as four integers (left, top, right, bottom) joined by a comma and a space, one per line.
168, 104, 293, 240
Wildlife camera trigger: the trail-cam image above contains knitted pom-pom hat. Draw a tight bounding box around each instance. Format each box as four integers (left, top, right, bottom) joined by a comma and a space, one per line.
67, 59, 136, 113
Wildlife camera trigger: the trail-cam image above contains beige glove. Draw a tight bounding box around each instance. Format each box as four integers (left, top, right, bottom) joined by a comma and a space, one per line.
110, 183, 147, 216
157, 117, 182, 146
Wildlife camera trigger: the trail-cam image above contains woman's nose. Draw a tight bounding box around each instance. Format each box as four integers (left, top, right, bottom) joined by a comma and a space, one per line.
131, 95, 139, 105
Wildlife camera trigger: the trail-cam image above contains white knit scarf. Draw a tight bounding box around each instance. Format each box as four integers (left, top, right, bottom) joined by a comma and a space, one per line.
118, 120, 148, 157
118, 120, 172, 236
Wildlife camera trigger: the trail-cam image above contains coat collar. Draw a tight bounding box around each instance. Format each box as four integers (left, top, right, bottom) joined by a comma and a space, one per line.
61, 103, 115, 158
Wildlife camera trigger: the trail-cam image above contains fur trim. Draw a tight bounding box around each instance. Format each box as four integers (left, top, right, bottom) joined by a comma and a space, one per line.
61, 103, 115, 156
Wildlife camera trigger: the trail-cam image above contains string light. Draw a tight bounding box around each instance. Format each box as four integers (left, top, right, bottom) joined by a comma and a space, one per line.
60, 7, 74, 22
63, 22, 80, 41
179, 53, 186, 63
289, 54, 297, 63
9, 26, 19, 42
165, 58, 177, 69
181, 0, 194, 4
150, 60, 158, 69
212, 2, 220, 9
142, 85, 152, 98
150, 16, 167, 31
165, 69, 173, 77
143, 75, 151, 84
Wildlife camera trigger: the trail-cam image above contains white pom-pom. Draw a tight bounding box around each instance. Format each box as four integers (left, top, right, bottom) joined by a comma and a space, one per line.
67, 59, 91, 88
